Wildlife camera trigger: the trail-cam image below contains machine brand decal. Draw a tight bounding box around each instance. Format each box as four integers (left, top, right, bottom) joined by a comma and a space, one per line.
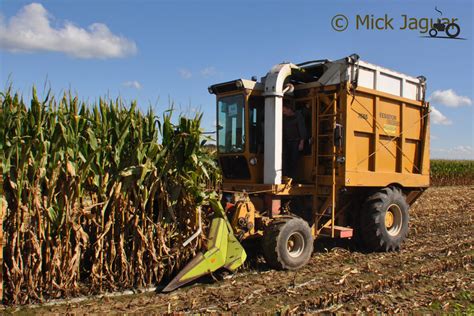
383, 124, 397, 135
380, 112, 399, 129
379, 112, 397, 121
358, 113, 368, 120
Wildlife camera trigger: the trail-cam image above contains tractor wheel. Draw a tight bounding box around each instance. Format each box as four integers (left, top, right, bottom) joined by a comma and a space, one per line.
446, 23, 460, 38
360, 186, 409, 252
262, 217, 313, 270
429, 28, 437, 37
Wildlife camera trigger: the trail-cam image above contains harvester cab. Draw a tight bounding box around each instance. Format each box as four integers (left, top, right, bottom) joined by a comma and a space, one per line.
164, 54, 430, 291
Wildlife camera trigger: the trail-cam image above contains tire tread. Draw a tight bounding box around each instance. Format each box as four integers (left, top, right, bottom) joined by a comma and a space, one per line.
262, 217, 313, 270
361, 186, 409, 252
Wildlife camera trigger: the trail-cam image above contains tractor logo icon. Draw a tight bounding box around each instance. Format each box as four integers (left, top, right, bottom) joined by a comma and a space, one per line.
428, 6, 461, 39
429, 19, 460, 38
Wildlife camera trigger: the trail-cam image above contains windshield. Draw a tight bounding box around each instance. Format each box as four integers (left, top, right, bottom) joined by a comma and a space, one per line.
217, 95, 245, 153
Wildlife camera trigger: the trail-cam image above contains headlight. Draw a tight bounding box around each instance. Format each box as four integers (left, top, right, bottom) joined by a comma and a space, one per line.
249, 157, 258, 166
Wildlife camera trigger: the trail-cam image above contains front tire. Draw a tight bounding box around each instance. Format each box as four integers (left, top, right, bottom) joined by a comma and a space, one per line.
262, 217, 313, 270
429, 28, 438, 37
360, 187, 409, 252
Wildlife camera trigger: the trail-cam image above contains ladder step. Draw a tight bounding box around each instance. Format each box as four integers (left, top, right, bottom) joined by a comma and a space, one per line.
320, 226, 353, 238
318, 134, 332, 137
319, 113, 337, 118
318, 154, 335, 157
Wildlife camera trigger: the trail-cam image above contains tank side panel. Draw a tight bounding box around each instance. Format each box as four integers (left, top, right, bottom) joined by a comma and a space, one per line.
344, 89, 376, 175
344, 86, 429, 188
378, 97, 401, 173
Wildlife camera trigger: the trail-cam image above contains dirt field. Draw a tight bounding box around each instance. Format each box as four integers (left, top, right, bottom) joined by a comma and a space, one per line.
19, 186, 474, 313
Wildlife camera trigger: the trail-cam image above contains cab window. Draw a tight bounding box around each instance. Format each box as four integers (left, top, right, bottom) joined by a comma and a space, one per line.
249, 96, 265, 153
217, 95, 245, 153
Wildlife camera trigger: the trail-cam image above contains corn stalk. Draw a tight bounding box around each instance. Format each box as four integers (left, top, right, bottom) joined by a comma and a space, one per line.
0, 86, 220, 304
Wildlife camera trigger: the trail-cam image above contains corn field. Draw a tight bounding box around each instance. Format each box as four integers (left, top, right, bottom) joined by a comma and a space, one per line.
430, 159, 474, 186
0, 87, 220, 304
1, 86, 472, 306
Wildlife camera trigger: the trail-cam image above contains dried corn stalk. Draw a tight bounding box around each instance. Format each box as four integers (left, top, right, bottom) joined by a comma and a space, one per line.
0, 87, 220, 304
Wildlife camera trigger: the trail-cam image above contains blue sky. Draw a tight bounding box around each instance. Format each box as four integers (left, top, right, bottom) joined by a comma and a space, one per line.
1, 0, 472, 159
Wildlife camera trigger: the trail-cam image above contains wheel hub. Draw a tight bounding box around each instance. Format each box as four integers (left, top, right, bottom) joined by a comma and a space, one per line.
385, 210, 394, 228
385, 204, 403, 236
287, 232, 305, 258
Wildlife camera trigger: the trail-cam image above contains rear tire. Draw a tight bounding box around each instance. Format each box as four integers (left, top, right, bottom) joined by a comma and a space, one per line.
262, 217, 313, 270
360, 187, 409, 252
446, 23, 460, 38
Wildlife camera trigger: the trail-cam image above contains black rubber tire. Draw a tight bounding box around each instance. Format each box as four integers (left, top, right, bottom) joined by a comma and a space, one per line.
262, 217, 313, 270
360, 187, 409, 252
429, 28, 437, 37
446, 23, 460, 38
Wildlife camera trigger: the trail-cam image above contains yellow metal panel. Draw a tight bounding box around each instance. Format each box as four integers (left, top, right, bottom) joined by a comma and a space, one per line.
403, 139, 419, 173
353, 132, 372, 171
345, 171, 429, 187
404, 104, 422, 140
343, 85, 429, 188
374, 96, 381, 171
399, 103, 405, 174
378, 97, 401, 137
422, 110, 430, 176
350, 92, 374, 134
378, 135, 398, 172
356, 86, 423, 107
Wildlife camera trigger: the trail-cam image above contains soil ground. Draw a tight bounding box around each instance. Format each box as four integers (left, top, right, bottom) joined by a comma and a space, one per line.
15, 186, 474, 313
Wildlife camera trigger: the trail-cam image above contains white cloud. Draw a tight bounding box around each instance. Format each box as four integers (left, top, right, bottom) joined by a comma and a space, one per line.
432, 145, 474, 160
454, 145, 473, 154
430, 106, 452, 125
201, 66, 217, 78
429, 89, 472, 108
122, 80, 142, 89
178, 68, 192, 79
0, 3, 137, 59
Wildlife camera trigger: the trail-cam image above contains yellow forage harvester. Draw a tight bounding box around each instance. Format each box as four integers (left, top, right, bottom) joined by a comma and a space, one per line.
166, 54, 430, 291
